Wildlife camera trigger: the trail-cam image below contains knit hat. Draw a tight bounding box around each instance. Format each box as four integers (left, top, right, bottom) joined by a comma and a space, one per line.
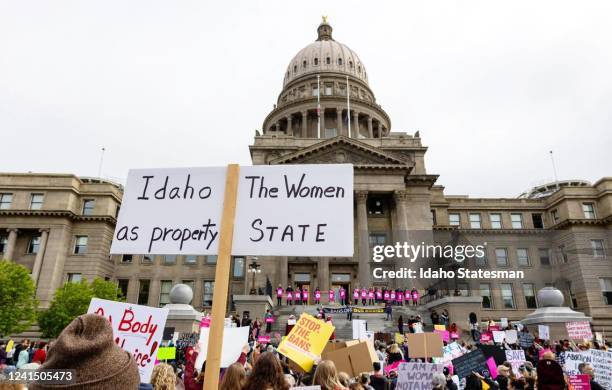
30, 313, 140, 389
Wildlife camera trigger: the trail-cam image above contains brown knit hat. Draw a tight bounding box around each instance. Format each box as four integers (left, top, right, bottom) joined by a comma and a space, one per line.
30, 313, 140, 389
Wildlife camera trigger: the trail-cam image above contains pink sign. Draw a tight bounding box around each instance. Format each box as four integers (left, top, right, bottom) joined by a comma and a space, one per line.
384, 360, 406, 374
200, 317, 211, 328
435, 329, 450, 343
486, 357, 498, 378
566, 322, 593, 340
489, 324, 501, 331
450, 332, 460, 339
265, 317, 274, 323
258, 335, 270, 343
480, 332, 492, 342
568, 374, 591, 390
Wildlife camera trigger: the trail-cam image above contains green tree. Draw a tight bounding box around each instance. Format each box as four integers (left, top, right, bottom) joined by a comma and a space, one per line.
0, 260, 38, 337
38, 278, 123, 338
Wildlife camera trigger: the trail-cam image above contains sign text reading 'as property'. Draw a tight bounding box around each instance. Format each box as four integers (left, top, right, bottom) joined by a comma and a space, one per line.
110, 164, 353, 257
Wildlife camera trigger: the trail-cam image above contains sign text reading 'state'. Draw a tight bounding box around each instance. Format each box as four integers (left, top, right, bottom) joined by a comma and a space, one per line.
110, 164, 354, 257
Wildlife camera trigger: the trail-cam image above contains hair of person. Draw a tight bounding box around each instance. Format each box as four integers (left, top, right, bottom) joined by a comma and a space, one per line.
242, 351, 289, 390
389, 343, 400, 353
150, 363, 176, 390
373, 361, 381, 372
338, 371, 350, 387
359, 372, 370, 385
349, 383, 365, 390
313, 360, 343, 390
465, 373, 483, 390
219, 362, 246, 390
432, 372, 446, 387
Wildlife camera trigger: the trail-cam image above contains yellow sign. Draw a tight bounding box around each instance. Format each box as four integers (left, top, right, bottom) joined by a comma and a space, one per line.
6, 340, 14, 353
395, 333, 405, 344
434, 324, 446, 331
277, 313, 335, 372
157, 347, 176, 360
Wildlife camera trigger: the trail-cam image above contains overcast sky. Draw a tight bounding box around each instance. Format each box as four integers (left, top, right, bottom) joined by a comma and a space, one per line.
1, 1, 610, 197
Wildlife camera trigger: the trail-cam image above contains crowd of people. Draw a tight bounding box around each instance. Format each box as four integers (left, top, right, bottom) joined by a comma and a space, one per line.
276, 285, 422, 307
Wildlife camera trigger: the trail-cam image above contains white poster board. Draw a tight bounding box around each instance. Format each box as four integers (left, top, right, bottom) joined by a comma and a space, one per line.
505, 330, 518, 344
397, 363, 444, 389
538, 325, 550, 340
500, 318, 508, 328
110, 164, 354, 257
566, 321, 593, 340
88, 298, 169, 383
505, 349, 526, 377
352, 319, 367, 340
492, 330, 506, 343
195, 326, 250, 369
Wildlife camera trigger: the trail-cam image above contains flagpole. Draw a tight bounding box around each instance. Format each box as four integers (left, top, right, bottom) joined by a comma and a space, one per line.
346, 75, 351, 138
317, 75, 321, 139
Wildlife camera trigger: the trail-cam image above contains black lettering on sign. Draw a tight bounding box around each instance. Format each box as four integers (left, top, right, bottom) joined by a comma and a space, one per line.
284, 173, 345, 198
250, 218, 264, 242
138, 176, 154, 200
116, 226, 140, 241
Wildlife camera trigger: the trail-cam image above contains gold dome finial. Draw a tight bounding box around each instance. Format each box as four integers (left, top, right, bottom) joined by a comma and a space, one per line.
322, 15, 328, 23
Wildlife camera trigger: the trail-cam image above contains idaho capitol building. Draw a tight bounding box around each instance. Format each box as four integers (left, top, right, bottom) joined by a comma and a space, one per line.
1, 20, 611, 333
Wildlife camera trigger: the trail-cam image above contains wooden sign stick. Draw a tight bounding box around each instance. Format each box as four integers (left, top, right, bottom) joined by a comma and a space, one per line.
203, 164, 240, 390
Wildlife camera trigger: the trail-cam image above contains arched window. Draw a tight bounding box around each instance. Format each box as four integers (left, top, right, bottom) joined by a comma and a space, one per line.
326, 57, 331, 65
349, 61, 354, 69
293, 65, 297, 73
358, 66, 361, 73
303, 60, 307, 68
338, 58, 343, 65
314, 58, 319, 65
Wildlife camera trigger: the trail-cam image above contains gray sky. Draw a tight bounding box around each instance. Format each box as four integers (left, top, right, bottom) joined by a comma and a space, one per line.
1, 0, 610, 197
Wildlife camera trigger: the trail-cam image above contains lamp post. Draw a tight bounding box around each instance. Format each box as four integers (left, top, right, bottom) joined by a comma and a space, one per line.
248, 257, 261, 294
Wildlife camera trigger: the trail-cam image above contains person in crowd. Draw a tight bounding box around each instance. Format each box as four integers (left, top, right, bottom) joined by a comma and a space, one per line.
404, 288, 411, 306
389, 289, 396, 304
354, 287, 360, 305
469, 312, 480, 342
387, 343, 403, 365
338, 371, 351, 388
369, 287, 375, 305
397, 315, 404, 334
339, 286, 346, 306
361, 287, 368, 306
219, 362, 246, 390
358, 372, 375, 390
536, 351, 565, 390
15, 340, 30, 369
264, 309, 273, 334
443, 366, 458, 390
29, 314, 140, 390
315, 287, 321, 305
312, 360, 347, 390
295, 285, 302, 305
0, 341, 7, 366
376, 343, 387, 362
31, 341, 47, 364
581, 363, 605, 390
495, 365, 511, 390
286, 314, 296, 335
383, 288, 390, 303
411, 288, 419, 306
302, 286, 309, 305
385, 302, 393, 321
440, 309, 449, 326
286, 285, 293, 305
396, 289, 403, 306
430, 310, 440, 325
465, 372, 499, 390
243, 351, 290, 390
432, 372, 447, 390
151, 363, 177, 390
369, 362, 388, 390
12, 339, 28, 367
276, 285, 284, 306
328, 287, 335, 304
241, 312, 252, 328
376, 287, 382, 303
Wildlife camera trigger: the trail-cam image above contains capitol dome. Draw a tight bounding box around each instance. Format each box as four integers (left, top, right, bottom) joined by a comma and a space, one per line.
283, 19, 368, 87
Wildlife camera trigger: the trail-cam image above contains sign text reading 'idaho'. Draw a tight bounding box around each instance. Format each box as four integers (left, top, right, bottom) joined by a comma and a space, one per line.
110, 164, 353, 257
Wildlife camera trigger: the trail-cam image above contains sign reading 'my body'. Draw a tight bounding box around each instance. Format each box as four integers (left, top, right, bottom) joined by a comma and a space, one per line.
110, 164, 353, 256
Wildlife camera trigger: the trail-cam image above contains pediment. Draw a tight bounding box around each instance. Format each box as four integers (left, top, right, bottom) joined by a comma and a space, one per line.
268, 136, 411, 167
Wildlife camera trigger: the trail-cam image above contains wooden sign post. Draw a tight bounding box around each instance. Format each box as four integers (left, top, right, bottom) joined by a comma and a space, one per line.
203, 164, 240, 390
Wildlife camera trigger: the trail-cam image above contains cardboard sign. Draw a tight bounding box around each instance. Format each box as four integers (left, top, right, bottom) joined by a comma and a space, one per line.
519, 332, 535, 348
396, 363, 444, 389
195, 326, 250, 369
322, 340, 379, 377
566, 321, 593, 340
538, 324, 550, 340
452, 349, 489, 379
88, 298, 169, 383
405, 333, 444, 358
157, 347, 176, 360
278, 313, 335, 372
111, 165, 354, 257
505, 349, 526, 376
568, 374, 591, 390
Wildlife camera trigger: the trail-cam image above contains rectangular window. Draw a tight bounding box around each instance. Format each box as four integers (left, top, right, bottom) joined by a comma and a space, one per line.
338, 84, 346, 96
539, 248, 551, 265
324, 84, 333, 95
73, 236, 88, 254
121, 254, 133, 263
532, 213, 544, 229
184, 255, 197, 264
501, 283, 515, 309
159, 280, 172, 307
0, 236, 7, 253
367, 198, 385, 215
27, 236, 41, 254
456, 283, 469, 297
0, 193, 13, 209
82, 199, 95, 215
138, 280, 150, 305
431, 210, 437, 225
469, 213, 481, 229
523, 283, 537, 308
67, 273, 82, 283
591, 240, 605, 258
517, 248, 530, 266
495, 248, 508, 266
551, 209, 559, 224
480, 284, 492, 309
117, 279, 129, 298
559, 244, 568, 263
163, 255, 176, 264
312, 85, 319, 96
449, 213, 461, 226
599, 278, 612, 305
30, 193, 44, 210
233, 257, 245, 278
582, 203, 596, 219
489, 213, 502, 229
206, 255, 217, 264
203, 281, 214, 306
142, 254, 154, 263
475, 249, 488, 267
511, 213, 523, 229
369, 233, 387, 247
324, 128, 337, 138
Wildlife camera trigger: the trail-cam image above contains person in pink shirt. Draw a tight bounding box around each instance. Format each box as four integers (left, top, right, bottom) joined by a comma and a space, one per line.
397, 289, 403, 305
405, 289, 411, 306
328, 288, 335, 304
384, 289, 390, 302
368, 288, 375, 305
276, 285, 283, 306
314, 288, 321, 305
376, 288, 383, 303
339, 287, 346, 305
286, 286, 293, 306
411, 288, 419, 306
390, 290, 396, 303
302, 287, 308, 305
353, 288, 360, 305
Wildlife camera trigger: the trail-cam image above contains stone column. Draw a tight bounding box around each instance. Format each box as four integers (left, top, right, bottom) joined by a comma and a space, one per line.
275, 121, 281, 132
301, 111, 308, 138
31, 229, 49, 284
367, 116, 373, 138
336, 108, 343, 136
376, 122, 382, 138
5, 228, 18, 260
320, 106, 326, 138
352, 112, 360, 138
394, 190, 411, 289
356, 191, 370, 288
318, 257, 330, 292
286, 115, 293, 136
279, 256, 288, 288
36, 225, 71, 307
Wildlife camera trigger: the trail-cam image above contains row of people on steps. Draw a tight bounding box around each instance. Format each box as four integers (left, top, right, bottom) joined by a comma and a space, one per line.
276, 285, 421, 306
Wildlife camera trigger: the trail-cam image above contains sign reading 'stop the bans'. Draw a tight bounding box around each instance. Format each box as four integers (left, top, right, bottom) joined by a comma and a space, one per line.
110, 164, 353, 256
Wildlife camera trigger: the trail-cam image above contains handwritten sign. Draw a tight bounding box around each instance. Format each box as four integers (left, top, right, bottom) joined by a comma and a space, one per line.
111, 165, 353, 257
278, 313, 335, 372
568, 374, 591, 390
538, 324, 550, 340
505, 330, 518, 344
396, 363, 444, 389
452, 349, 489, 379
519, 332, 535, 348
505, 349, 526, 376
566, 322, 593, 340
88, 298, 168, 383
492, 330, 505, 343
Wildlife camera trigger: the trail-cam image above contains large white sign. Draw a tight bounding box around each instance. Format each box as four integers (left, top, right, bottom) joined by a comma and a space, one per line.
110, 165, 353, 257
88, 298, 169, 383
563, 350, 612, 389
396, 363, 444, 389
195, 326, 250, 369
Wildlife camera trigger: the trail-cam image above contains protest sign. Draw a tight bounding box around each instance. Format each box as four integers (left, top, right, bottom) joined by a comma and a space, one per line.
278, 313, 335, 372
111, 164, 353, 257
519, 332, 535, 348
434, 324, 446, 331
480, 332, 492, 342
478, 345, 508, 366
352, 307, 384, 313
434, 329, 450, 343
588, 349, 612, 389
88, 298, 169, 383
538, 324, 550, 340
258, 335, 271, 343
492, 330, 505, 343
562, 351, 592, 376
385, 360, 406, 375
5, 340, 13, 353
505, 349, 526, 376
396, 363, 444, 389
157, 347, 176, 360
352, 319, 367, 340
405, 333, 444, 358
195, 326, 250, 369
434, 342, 464, 364
450, 331, 460, 339
568, 375, 591, 390
500, 318, 508, 328
395, 333, 405, 344
505, 330, 518, 344
486, 357, 498, 378
162, 327, 175, 341
452, 349, 489, 379
566, 322, 593, 340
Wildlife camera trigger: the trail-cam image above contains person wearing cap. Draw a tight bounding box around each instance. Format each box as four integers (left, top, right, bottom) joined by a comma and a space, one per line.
30, 313, 140, 390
